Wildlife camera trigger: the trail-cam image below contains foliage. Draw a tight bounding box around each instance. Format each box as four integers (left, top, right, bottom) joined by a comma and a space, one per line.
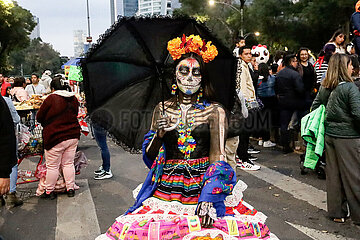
0, 0, 36, 72
9, 38, 62, 76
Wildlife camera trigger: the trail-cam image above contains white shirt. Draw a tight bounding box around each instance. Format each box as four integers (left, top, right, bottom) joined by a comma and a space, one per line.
25, 84, 46, 96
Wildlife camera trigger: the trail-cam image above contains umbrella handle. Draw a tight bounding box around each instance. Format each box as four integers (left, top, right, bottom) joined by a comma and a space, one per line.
163, 117, 180, 132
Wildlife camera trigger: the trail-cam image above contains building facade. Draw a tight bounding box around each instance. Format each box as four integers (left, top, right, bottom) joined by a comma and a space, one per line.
116, 0, 138, 17
73, 30, 86, 57
137, 0, 172, 16
30, 16, 40, 39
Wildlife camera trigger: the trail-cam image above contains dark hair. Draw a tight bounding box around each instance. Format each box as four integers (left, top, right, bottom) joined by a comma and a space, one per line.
258, 63, 270, 82
274, 50, 286, 63
270, 63, 278, 74
50, 76, 71, 91
5, 87, 11, 97
284, 54, 297, 67
31, 73, 39, 79
351, 55, 360, 77
239, 45, 252, 56
172, 53, 214, 101
297, 47, 309, 62
329, 29, 346, 47
13, 77, 25, 87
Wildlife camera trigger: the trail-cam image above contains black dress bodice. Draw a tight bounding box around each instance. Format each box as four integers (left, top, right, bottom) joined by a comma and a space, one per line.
162, 123, 210, 159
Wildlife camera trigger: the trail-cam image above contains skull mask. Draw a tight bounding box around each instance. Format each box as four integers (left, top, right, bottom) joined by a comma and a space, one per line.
176, 57, 202, 95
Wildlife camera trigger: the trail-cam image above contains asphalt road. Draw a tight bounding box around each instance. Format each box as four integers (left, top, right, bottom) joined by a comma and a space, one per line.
1, 135, 359, 240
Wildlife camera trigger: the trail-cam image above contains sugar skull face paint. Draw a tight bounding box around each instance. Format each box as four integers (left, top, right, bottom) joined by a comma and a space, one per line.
176, 57, 202, 95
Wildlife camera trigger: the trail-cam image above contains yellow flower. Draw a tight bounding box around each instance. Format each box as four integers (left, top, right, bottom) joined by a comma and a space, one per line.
167, 37, 186, 60
201, 41, 218, 63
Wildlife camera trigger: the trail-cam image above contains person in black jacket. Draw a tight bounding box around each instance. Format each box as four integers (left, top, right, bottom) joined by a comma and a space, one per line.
297, 47, 317, 110
275, 54, 305, 153
0, 96, 17, 201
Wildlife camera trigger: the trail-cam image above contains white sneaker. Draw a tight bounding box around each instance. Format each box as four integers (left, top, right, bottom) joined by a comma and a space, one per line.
94, 170, 113, 180
94, 166, 105, 175
263, 140, 276, 148
258, 140, 263, 146
237, 161, 261, 171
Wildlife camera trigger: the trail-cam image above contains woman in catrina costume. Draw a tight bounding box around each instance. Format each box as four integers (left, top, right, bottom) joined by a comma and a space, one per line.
97, 35, 277, 240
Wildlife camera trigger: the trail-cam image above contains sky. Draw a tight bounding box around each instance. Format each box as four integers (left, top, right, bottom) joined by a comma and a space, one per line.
16, 0, 112, 57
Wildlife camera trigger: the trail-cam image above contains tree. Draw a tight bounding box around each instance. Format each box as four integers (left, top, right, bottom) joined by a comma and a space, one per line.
175, 0, 239, 47
9, 38, 62, 76
0, 0, 36, 72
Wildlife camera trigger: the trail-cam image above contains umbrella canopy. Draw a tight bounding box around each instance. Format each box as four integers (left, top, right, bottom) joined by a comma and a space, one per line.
81, 16, 236, 152
61, 58, 82, 69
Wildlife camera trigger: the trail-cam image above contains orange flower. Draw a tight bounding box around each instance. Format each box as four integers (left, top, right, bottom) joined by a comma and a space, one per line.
167, 35, 218, 63
201, 41, 218, 63
167, 37, 186, 60
186, 35, 203, 53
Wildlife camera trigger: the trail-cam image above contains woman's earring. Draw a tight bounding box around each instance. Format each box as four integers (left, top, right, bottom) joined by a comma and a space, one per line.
171, 84, 178, 95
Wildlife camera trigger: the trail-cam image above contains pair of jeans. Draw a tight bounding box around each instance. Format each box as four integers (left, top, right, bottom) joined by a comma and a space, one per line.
45, 138, 78, 193
9, 164, 18, 193
93, 125, 111, 172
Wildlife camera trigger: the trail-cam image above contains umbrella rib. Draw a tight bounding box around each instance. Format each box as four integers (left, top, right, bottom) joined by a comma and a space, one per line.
125, 21, 166, 114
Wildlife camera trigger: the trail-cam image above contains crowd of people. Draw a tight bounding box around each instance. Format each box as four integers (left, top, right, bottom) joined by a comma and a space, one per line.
229, 26, 360, 225
0, 71, 112, 206
228, 29, 360, 174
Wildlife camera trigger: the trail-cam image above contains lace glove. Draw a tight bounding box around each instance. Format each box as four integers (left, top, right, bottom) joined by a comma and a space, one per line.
196, 201, 217, 228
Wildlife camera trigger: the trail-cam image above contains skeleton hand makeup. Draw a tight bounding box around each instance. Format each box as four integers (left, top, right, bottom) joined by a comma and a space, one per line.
176, 57, 202, 95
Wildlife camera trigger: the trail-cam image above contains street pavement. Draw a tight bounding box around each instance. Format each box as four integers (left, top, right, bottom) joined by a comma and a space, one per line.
1, 134, 360, 240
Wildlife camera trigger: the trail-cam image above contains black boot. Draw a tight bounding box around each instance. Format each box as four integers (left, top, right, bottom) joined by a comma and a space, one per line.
40, 191, 57, 200
5, 192, 23, 207
0, 196, 5, 206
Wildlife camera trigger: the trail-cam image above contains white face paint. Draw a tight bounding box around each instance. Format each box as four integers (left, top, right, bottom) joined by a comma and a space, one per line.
176, 57, 202, 95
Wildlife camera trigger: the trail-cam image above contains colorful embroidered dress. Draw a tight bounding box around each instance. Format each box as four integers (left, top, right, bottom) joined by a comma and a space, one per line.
96, 124, 278, 240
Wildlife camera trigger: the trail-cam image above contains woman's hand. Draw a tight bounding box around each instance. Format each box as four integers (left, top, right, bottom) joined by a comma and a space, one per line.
156, 115, 171, 138
196, 201, 215, 228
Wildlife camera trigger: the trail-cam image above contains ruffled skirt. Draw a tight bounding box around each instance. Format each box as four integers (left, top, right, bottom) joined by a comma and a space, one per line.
96, 179, 278, 240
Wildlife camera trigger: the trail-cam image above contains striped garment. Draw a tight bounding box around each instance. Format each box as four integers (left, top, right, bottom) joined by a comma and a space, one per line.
314, 62, 328, 84
153, 157, 209, 205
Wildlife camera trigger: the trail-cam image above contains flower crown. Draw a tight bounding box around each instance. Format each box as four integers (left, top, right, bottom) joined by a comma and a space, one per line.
167, 34, 218, 63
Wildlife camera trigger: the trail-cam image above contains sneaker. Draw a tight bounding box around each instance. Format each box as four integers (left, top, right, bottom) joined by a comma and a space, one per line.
94, 170, 113, 180
94, 166, 105, 175
263, 140, 276, 148
333, 218, 345, 223
247, 148, 260, 154
237, 161, 261, 171
248, 155, 258, 161
258, 140, 263, 146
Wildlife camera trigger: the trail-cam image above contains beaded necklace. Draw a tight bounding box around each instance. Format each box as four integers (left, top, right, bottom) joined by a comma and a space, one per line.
177, 92, 209, 159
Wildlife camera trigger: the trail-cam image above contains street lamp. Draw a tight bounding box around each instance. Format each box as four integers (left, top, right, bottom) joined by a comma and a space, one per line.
208, 0, 244, 36
244, 32, 260, 39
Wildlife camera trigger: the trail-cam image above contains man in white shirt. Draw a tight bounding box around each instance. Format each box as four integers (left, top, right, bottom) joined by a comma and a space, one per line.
25, 74, 46, 96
